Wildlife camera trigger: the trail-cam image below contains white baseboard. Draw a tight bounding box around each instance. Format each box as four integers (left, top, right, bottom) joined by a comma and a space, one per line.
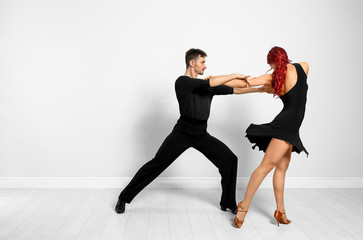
0, 177, 363, 188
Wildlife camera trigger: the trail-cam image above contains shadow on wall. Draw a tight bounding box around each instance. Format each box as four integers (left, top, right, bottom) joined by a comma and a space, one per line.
133, 92, 177, 163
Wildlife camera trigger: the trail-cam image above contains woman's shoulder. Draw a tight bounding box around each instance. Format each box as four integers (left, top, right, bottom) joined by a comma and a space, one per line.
287, 62, 309, 67
298, 62, 309, 75
298, 62, 309, 68
287, 62, 309, 75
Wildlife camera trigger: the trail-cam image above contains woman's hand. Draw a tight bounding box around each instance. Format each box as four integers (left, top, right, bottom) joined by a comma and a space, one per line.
259, 84, 274, 94
203, 75, 212, 80
235, 73, 250, 79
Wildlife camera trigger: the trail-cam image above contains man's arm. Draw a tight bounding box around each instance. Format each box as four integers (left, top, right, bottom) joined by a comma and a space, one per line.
223, 79, 248, 88
209, 73, 248, 87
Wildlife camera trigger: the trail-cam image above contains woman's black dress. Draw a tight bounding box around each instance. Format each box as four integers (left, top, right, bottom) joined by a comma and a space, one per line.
246, 63, 309, 156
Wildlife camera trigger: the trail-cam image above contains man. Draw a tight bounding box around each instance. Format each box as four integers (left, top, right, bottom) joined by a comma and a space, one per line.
115, 48, 269, 214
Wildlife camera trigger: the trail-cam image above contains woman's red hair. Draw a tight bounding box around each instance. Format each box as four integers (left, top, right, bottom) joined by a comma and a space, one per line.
267, 46, 291, 97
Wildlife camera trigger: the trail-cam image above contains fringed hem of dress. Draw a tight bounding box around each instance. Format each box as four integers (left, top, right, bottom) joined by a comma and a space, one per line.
245, 134, 309, 157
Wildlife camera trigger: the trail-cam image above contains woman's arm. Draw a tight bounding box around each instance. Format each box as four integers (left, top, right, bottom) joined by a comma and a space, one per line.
247, 74, 272, 86
233, 84, 274, 95
209, 73, 249, 87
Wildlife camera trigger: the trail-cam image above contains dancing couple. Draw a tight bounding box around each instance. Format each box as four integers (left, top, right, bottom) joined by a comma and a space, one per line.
115, 47, 309, 228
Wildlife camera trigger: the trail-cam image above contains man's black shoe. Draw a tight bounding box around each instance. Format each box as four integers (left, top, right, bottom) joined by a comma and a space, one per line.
115, 199, 126, 214
221, 206, 237, 214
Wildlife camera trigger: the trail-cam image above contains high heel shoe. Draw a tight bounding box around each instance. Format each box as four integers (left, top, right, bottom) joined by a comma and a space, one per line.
273, 210, 291, 227
234, 201, 248, 228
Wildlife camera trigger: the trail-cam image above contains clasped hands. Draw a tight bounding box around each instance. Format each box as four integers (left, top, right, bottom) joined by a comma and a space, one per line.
203, 74, 274, 94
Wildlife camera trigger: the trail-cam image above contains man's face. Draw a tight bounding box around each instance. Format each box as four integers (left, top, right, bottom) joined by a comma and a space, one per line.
193, 56, 207, 75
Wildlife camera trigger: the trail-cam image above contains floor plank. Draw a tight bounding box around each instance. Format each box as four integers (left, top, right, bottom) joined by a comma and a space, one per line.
29, 190, 88, 240
183, 189, 218, 240
167, 190, 193, 240
123, 190, 150, 240
0, 190, 53, 239
53, 190, 105, 240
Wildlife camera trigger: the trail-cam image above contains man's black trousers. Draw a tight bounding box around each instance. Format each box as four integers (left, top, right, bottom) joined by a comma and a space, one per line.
118, 117, 238, 209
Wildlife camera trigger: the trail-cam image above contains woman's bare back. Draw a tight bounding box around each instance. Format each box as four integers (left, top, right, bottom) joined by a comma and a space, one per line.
282, 62, 309, 96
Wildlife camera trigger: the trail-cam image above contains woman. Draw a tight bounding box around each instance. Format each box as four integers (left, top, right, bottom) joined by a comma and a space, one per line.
234, 46, 309, 228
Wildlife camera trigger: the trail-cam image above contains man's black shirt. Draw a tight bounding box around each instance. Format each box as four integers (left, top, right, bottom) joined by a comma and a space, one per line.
175, 76, 233, 121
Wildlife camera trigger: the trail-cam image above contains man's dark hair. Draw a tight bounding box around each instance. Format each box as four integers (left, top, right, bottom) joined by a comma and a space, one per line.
185, 48, 207, 68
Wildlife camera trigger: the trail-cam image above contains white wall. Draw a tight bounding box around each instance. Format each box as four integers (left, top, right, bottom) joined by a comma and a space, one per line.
1, 0, 362, 185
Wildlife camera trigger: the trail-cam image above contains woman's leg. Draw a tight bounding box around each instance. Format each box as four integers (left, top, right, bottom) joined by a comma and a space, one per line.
236, 138, 291, 219
273, 146, 292, 213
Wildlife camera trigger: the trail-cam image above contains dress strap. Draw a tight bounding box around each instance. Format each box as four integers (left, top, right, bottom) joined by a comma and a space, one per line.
293, 63, 307, 79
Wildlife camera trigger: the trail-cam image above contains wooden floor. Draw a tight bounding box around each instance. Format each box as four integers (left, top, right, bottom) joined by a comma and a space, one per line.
0, 188, 362, 240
